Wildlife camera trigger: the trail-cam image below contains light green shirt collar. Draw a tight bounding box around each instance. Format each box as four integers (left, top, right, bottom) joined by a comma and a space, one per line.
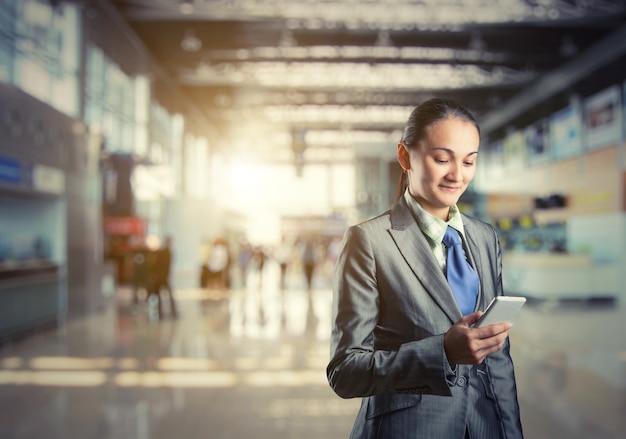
403, 188, 466, 244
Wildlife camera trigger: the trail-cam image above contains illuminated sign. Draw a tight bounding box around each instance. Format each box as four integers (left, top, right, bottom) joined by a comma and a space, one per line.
0, 156, 21, 185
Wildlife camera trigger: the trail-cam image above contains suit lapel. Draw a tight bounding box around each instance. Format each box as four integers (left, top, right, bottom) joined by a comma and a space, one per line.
388, 198, 461, 323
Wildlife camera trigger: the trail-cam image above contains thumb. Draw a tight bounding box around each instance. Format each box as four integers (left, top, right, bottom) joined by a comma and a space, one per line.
460, 311, 483, 327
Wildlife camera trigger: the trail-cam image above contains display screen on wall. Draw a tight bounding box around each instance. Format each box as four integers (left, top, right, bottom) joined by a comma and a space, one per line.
623, 80, 626, 142
623, 80, 626, 170
486, 138, 505, 179
503, 129, 526, 172
549, 104, 583, 160
525, 119, 550, 166
584, 84, 623, 151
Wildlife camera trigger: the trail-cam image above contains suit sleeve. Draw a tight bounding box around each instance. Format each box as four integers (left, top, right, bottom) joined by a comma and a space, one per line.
327, 224, 453, 399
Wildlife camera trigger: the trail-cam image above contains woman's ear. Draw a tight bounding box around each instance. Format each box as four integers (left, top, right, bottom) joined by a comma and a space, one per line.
397, 142, 410, 171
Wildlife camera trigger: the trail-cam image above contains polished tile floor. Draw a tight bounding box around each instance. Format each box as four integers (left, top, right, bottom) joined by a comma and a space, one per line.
0, 260, 624, 439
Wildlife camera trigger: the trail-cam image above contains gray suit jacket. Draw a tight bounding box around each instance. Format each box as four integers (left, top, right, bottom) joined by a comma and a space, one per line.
327, 197, 523, 438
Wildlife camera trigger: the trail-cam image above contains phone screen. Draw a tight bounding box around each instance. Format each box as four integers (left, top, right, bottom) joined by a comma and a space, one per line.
474, 296, 526, 328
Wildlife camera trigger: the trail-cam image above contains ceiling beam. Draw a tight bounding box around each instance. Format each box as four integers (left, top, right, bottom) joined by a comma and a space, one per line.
117, 0, 625, 29
479, 23, 626, 135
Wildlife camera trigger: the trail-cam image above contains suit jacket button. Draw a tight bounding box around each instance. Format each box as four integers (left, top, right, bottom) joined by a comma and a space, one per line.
456, 376, 467, 387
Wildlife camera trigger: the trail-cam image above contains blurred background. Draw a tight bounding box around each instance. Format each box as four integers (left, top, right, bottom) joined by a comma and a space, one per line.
0, 0, 625, 438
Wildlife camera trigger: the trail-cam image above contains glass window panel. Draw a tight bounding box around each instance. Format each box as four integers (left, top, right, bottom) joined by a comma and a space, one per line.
134, 76, 150, 156
15, 57, 49, 101
0, 46, 12, 82
86, 44, 105, 97
50, 76, 77, 116
0, 1, 16, 83
9, 0, 79, 116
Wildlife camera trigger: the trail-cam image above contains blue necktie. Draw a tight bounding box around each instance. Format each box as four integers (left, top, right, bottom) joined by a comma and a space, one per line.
443, 226, 479, 315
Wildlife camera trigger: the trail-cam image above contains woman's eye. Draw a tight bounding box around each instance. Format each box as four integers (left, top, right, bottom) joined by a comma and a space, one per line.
463, 161, 475, 166
435, 159, 448, 164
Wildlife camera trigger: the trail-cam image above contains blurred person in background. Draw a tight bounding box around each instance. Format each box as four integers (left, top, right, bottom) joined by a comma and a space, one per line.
153, 235, 177, 318
205, 237, 230, 291
236, 239, 253, 288
301, 236, 318, 292
251, 245, 267, 290
327, 98, 523, 439
274, 235, 293, 291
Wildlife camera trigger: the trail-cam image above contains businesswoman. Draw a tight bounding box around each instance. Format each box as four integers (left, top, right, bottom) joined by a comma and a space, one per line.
327, 98, 523, 438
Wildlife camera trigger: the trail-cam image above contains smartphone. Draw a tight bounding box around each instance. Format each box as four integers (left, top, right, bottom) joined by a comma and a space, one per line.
473, 296, 526, 328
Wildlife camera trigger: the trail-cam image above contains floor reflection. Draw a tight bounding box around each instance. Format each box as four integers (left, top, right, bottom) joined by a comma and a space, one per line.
510, 297, 626, 439
0, 259, 624, 438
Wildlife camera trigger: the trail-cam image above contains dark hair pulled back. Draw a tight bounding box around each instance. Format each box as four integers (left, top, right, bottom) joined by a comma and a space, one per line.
401, 98, 479, 149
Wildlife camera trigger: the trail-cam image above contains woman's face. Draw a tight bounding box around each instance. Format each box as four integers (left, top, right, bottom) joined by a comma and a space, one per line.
397, 117, 479, 221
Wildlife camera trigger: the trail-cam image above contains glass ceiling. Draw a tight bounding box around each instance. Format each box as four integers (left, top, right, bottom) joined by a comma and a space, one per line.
135, 0, 622, 28
183, 61, 534, 89
116, 0, 626, 161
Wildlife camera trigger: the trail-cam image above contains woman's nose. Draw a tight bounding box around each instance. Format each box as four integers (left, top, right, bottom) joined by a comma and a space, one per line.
448, 163, 463, 181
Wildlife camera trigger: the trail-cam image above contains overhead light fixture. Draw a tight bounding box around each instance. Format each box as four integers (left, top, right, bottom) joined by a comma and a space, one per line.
559, 34, 578, 57
279, 29, 297, 48
374, 30, 393, 47
181, 29, 202, 52
468, 32, 486, 51
179, 0, 194, 15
